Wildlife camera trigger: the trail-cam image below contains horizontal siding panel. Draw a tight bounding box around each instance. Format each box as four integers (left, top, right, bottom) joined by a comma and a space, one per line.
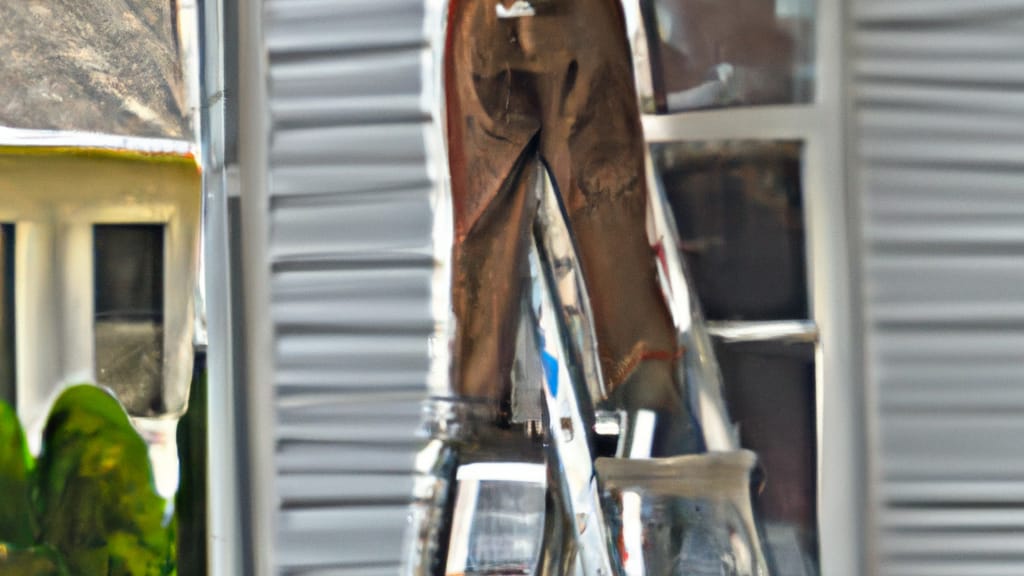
882, 481, 1024, 503
269, 48, 427, 127
275, 420, 425, 443
279, 473, 417, 507
264, 0, 438, 571
270, 166, 430, 197
277, 507, 409, 568
860, 109, 1024, 139
861, 165, 1024, 195
277, 399, 424, 423
277, 443, 422, 475
853, 2, 1024, 575
271, 96, 425, 128
270, 50, 422, 101
882, 508, 1024, 530
881, 385, 1024, 413
882, 564, 1024, 576
283, 565, 401, 576
856, 83, 1024, 115
269, 192, 432, 261
855, 58, 1024, 85
855, 28, 1024, 58
276, 333, 429, 373
272, 268, 432, 330
867, 197, 1024, 218
265, 0, 425, 54
274, 370, 429, 391
270, 123, 428, 167
858, 137, 1024, 168
879, 531, 1024, 557
854, 0, 1024, 22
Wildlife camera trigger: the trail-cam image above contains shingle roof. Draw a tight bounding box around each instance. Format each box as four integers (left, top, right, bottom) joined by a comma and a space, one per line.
0, 0, 191, 139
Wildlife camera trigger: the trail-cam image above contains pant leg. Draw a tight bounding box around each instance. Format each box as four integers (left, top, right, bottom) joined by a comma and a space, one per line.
445, 0, 541, 410
529, 0, 675, 392
530, 0, 703, 453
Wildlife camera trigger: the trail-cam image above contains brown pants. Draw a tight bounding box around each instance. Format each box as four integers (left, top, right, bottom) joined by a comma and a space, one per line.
446, 0, 697, 450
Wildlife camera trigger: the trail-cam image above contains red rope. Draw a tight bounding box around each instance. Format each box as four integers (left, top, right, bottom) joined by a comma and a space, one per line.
607, 342, 685, 390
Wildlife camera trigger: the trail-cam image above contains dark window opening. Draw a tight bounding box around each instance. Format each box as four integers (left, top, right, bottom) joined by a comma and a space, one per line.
93, 224, 166, 416
655, 140, 808, 321
716, 338, 819, 575
1, 224, 15, 406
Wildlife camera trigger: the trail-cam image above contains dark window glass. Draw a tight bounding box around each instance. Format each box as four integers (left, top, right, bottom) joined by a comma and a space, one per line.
716, 338, 818, 575
93, 225, 165, 415
644, 0, 815, 112
94, 225, 164, 321
655, 140, 808, 320
1, 224, 14, 405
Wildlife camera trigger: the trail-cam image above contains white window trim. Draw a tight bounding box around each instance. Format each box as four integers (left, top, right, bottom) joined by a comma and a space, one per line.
639, 0, 865, 571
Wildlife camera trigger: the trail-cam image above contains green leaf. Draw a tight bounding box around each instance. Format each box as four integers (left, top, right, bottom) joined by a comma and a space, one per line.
0, 400, 35, 545
35, 385, 175, 576
0, 543, 69, 575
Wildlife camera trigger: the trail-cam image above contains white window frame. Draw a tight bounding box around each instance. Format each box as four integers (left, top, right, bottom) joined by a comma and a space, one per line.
638, 0, 864, 572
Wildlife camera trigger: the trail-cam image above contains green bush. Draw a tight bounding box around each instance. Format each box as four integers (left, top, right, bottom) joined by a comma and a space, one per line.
0, 385, 175, 575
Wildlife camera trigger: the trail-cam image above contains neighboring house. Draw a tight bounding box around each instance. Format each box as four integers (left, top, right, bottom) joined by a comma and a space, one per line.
0, 0, 201, 466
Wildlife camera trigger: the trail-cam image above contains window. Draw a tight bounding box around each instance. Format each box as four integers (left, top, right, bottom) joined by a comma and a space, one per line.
0, 224, 14, 405
94, 224, 166, 416
652, 140, 819, 572
635, 0, 855, 569
653, 140, 808, 320
716, 339, 818, 573
644, 0, 816, 112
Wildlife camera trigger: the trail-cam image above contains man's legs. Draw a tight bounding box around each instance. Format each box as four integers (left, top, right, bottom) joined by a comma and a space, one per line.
446, 0, 703, 451
445, 0, 541, 414
532, 0, 703, 454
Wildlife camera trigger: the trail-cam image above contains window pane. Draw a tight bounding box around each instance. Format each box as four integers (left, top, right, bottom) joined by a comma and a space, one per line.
94, 225, 165, 416
654, 140, 808, 321
0, 224, 14, 405
715, 338, 818, 575
94, 225, 164, 319
645, 0, 815, 112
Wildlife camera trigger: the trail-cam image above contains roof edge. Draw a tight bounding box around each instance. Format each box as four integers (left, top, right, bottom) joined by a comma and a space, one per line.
0, 127, 196, 159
